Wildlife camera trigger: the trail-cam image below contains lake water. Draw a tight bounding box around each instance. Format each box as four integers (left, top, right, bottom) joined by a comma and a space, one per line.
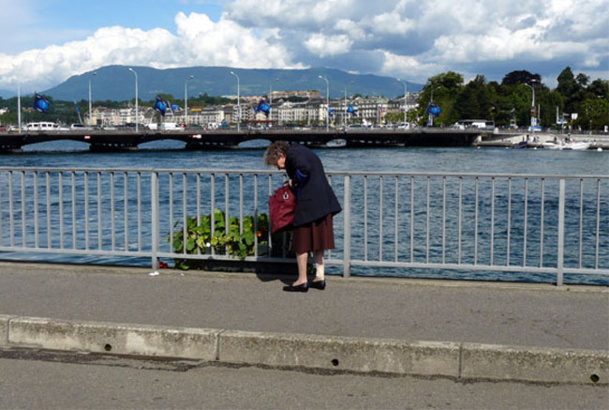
1, 140, 607, 285
2, 139, 607, 175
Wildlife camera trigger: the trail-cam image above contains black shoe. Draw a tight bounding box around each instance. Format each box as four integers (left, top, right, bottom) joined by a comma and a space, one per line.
283, 283, 309, 292
309, 279, 326, 290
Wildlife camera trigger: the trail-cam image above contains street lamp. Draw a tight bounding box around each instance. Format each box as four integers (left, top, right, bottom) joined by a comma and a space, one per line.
524, 81, 537, 133
184, 75, 194, 127
269, 77, 279, 123
318, 75, 329, 132
128, 68, 139, 132
397, 78, 408, 126
17, 86, 21, 132
88, 72, 97, 127
427, 84, 439, 127
230, 71, 240, 132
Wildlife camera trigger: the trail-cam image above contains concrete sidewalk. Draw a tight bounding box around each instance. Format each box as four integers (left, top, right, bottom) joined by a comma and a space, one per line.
0, 262, 607, 384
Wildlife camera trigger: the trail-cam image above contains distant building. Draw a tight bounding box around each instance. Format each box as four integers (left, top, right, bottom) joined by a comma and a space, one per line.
87, 90, 422, 128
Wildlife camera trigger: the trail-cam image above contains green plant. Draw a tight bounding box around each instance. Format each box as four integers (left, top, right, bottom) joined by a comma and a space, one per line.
169, 209, 275, 270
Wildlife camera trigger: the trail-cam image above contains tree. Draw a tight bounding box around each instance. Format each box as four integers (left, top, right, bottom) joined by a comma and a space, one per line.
556, 67, 580, 113
501, 70, 541, 87
576, 73, 590, 88
417, 72, 464, 126
455, 75, 494, 120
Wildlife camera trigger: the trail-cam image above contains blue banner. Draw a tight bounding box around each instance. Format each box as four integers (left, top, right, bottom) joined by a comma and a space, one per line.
33, 93, 50, 113
153, 96, 167, 116
426, 103, 441, 117
253, 100, 271, 117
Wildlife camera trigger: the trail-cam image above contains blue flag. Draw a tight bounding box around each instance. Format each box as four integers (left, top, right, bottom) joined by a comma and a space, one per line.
347, 105, 357, 116
33, 93, 50, 113
426, 103, 441, 117
253, 100, 271, 117
153, 96, 167, 116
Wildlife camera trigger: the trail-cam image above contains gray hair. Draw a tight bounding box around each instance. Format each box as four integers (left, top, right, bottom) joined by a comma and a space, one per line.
263, 141, 290, 166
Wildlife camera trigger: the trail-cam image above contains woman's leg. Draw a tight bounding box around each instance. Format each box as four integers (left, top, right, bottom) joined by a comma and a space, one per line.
313, 250, 324, 281
295, 251, 308, 285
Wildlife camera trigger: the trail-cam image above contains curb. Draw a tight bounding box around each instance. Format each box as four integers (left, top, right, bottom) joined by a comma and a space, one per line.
1, 315, 606, 385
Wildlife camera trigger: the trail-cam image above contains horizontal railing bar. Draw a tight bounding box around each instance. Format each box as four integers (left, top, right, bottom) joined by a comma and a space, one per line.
0, 247, 153, 258
348, 260, 609, 276
0, 166, 607, 181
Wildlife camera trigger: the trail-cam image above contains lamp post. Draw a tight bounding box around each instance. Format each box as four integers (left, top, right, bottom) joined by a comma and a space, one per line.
17, 86, 21, 132
269, 84, 273, 123
128, 68, 139, 132
524, 81, 536, 133
397, 78, 408, 126
427, 85, 439, 127
88, 72, 97, 127
269, 77, 279, 123
318, 75, 329, 131
230, 71, 240, 132
344, 87, 347, 128
184, 75, 194, 127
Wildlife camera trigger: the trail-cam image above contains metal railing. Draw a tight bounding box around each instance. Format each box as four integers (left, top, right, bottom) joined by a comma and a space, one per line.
0, 167, 607, 285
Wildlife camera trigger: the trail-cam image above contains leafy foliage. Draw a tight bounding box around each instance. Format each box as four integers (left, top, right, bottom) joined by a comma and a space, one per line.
169, 209, 289, 270
413, 68, 608, 130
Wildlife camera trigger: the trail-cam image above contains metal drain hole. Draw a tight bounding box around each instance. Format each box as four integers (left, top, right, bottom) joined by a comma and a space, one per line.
104, 344, 113, 352
590, 374, 600, 383
331, 359, 339, 367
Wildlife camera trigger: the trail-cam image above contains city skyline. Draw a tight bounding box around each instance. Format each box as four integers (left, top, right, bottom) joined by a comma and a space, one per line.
0, 0, 608, 95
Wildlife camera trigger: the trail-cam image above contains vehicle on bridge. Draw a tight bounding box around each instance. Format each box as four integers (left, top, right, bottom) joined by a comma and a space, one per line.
70, 123, 93, 130
146, 122, 184, 131
26, 122, 61, 131
452, 119, 495, 130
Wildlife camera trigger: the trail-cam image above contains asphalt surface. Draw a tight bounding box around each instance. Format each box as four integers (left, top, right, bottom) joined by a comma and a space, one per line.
1, 261, 607, 351
1, 350, 607, 409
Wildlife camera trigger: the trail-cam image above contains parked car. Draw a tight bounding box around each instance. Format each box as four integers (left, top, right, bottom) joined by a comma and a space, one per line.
160, 122, 184, 131
70, 123, 92, 130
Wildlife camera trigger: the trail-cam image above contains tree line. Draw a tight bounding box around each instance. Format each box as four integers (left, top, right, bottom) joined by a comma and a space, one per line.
413, 67, 608, 130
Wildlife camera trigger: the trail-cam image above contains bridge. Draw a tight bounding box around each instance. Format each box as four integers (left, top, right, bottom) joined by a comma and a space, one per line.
0, 127, 485, 152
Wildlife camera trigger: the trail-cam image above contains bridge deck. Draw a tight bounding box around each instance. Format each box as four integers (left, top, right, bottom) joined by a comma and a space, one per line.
0, 128, 484, 152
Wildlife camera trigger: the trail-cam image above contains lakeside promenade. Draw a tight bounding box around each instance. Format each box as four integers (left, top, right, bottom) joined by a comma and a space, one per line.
1, 262, 607, 385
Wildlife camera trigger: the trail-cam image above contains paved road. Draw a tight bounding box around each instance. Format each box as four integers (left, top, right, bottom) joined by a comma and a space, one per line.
0, 262, 607, 350
1, 349, 607, 409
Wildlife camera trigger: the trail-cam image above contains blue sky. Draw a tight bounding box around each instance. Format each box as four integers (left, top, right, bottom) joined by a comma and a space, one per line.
1, 0, 608, 94
1, 0, 223, 54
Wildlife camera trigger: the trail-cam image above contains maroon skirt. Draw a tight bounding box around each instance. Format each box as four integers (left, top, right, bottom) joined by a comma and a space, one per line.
291, 214, 335, 254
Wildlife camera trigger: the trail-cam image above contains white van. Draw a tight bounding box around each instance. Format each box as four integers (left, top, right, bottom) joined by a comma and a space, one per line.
160, 122, 183, 131
26, 122, 60, 131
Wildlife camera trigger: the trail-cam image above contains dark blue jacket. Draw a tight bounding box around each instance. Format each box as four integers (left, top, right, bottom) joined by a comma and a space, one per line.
285, 144, 342, 226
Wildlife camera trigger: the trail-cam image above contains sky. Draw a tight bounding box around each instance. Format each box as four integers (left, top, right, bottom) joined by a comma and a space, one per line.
0, 0, 608, 95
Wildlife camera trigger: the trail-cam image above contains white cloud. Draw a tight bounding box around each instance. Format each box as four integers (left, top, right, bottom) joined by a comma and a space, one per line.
0, 12, 302, 93
0, 0, 607, 93
304, 33, 353, 57
379, 51, 442, 83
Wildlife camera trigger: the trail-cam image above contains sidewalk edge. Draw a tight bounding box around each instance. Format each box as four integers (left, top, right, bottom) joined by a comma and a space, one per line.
1, 314, 606, 385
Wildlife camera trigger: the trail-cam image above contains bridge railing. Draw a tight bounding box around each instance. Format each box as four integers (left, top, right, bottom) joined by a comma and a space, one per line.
0, 167, 607, 285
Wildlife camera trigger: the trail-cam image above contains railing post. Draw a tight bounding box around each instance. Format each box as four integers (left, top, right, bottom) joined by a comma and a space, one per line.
343, 175, 351, 277
556, 178, 565, 286
151, 171, 159, 271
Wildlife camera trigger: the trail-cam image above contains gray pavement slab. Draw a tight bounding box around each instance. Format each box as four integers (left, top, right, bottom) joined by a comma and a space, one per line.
1, 262, 607, 351
1, 351, 608, 410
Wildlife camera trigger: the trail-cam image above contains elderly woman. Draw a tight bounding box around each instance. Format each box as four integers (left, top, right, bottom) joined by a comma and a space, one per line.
264, 141, 342, 292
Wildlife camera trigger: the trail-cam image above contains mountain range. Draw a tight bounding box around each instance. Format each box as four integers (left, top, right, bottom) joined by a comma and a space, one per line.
4, 66, 422, 102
